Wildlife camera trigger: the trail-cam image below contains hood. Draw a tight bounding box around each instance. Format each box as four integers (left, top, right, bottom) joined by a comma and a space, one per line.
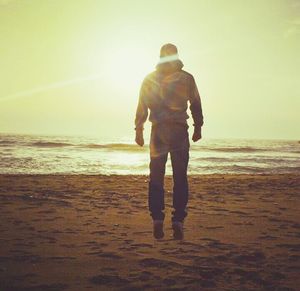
156, 59, 184, 75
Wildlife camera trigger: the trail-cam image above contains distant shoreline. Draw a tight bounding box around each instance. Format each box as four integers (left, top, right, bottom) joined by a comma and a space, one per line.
1, 173, 300, 177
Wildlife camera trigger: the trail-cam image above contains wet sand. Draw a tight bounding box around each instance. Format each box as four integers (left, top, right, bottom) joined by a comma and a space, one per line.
0, 174, 299, 290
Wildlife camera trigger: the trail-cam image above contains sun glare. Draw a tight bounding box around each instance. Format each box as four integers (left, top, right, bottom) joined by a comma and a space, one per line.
103, 46, 154, 92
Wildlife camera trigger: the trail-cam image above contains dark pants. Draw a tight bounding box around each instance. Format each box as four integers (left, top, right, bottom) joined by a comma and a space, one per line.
148, 122, 190, 223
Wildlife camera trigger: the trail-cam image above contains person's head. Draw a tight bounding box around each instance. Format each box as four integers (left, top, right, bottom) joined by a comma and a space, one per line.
158, 43, 180, 65
156, 43, 183, 72
160, 43, 178, 58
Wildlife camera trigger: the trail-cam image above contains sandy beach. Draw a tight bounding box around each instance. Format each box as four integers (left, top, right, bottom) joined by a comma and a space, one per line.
0, 174, 299, 290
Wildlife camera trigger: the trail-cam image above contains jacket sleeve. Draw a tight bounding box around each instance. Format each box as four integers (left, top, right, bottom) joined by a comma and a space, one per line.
134, 79, 148, 131
189, 75, 204, 127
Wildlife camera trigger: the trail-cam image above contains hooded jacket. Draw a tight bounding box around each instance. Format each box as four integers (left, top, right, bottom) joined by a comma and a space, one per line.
135, 59, 203, 130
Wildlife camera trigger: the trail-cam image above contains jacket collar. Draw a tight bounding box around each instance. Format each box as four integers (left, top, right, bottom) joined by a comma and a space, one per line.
156, 59, 184, 75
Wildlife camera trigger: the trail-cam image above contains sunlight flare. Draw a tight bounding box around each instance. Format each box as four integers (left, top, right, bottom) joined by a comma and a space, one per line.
0, 74, 104, 103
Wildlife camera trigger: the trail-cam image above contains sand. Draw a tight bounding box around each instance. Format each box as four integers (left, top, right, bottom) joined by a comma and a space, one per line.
0, 174, 299, 290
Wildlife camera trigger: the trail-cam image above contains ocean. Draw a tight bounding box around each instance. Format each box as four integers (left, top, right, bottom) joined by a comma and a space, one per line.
0, 133, 299, 175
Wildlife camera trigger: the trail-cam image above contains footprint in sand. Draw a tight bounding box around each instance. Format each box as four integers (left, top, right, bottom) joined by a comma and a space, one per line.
89, 274, 129, 286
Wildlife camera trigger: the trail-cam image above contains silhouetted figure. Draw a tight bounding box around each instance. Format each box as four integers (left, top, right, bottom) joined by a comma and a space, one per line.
135, 44, 204, 239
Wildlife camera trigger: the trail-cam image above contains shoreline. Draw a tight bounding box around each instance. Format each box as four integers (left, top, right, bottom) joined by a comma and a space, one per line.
1, 173, 300, 176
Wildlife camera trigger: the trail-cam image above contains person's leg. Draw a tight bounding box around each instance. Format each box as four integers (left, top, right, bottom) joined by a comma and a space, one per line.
168, 124, 190, 225
149, 125, 168, 222
170, 148, 189, 223
149, 152, 168, 221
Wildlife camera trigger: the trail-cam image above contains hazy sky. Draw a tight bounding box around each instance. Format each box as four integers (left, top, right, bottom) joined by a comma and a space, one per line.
0, 0, 299, 140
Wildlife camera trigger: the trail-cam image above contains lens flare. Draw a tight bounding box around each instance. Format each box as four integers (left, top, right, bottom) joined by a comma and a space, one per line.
0, 74, 103, 103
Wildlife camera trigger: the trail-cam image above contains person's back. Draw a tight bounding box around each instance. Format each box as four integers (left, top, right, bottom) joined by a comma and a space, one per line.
134, 43, 204, 240
135, 48, 203, 133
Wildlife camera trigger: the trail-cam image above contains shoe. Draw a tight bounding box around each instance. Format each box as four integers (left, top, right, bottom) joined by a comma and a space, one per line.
153, 220, 164, 239
172, 221, 184, 240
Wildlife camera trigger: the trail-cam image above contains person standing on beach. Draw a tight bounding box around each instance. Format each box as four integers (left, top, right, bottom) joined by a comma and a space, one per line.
134, 44, 204, 240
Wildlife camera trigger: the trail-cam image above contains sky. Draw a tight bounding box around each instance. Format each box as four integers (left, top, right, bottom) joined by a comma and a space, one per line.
0, 0, 299, 140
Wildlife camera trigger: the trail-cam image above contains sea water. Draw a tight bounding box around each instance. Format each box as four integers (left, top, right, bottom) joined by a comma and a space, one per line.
0, 133, 299, 175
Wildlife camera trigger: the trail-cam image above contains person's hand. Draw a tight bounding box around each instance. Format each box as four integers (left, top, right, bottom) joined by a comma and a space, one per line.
192, 126, 202, 142
135, 129, 144, 146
